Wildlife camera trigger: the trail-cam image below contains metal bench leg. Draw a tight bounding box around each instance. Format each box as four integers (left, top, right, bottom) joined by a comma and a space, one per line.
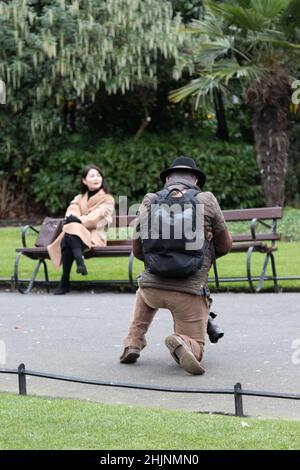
246, 246, 256, 292
14, 253, 23, 293
41, 260, 50, 293
256, 253, 270, 293
128, 251, 135, 288
269, 252, 279, 293
14, 253, 43, 294
247, 247, 276, 293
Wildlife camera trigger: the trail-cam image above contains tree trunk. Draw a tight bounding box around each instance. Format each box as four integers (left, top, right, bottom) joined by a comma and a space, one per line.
214, 90, 229, 141
251, 110, 289, 206
246, 68, 291, 207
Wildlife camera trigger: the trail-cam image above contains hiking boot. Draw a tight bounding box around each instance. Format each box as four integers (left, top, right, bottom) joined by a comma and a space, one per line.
165, 335, 205, 375
120, 346, 140, 364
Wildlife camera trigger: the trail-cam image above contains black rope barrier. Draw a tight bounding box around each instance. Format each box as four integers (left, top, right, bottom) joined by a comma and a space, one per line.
1, 364, 300, 418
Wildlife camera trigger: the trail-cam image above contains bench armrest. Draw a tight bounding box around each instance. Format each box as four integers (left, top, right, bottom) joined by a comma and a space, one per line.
22, 225, 39, 248
250, 218, 275, 241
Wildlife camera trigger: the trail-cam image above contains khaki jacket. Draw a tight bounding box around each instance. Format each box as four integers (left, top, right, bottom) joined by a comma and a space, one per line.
134, 179, 232, 294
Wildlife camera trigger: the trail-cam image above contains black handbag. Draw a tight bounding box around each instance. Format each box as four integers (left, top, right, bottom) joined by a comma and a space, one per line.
35, 217, 64, 247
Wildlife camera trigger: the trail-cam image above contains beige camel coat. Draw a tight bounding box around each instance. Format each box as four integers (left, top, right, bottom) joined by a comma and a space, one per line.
48, 189, 115, 270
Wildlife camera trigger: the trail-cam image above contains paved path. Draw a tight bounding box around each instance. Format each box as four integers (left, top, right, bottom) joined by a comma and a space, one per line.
0, 291, 299, 420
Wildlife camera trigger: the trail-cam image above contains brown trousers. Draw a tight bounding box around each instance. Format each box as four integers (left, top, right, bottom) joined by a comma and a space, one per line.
123, 287, 210, 361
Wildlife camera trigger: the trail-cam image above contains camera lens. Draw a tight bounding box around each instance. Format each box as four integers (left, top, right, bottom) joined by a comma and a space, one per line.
207, 316, 224, 343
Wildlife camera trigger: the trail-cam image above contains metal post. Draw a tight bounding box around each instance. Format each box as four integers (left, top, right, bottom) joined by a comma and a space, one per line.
234, 382, 244, 417
128, 252, 135, 288
18, 363, 27, 396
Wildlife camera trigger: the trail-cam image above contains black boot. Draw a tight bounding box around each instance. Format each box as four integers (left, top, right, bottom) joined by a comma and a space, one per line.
54, 277, 70, 295
54, 238, 73, 295
76, 258, 88, 275
68, 235, 88, 276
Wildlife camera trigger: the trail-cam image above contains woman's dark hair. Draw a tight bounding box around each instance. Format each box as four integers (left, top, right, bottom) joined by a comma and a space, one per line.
80, 164, 109, 194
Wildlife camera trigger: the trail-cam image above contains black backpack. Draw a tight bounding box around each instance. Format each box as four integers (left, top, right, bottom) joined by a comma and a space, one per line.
140, 185, 207, 278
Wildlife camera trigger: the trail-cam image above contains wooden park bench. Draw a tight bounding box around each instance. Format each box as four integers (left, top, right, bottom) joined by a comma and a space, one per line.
14, 207, 283, 294
14, 215, 136, 294
220, 206, 283, 292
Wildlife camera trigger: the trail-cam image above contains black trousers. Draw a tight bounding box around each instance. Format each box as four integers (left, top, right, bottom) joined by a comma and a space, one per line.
60, 234, 86, 284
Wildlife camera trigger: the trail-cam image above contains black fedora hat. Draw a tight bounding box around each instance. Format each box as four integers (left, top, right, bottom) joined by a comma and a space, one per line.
160, 156, 206, 188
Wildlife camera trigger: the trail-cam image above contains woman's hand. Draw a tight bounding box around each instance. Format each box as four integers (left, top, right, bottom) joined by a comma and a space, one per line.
63, 214, 82, 225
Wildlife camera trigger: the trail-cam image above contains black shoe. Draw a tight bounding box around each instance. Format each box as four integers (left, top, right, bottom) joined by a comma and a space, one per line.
54, 284, 70, 295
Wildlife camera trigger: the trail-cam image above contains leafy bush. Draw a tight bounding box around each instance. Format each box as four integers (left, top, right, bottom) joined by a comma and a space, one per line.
278, 207, 300, 241
286, 117, 300, 206
32, 130, 264, 214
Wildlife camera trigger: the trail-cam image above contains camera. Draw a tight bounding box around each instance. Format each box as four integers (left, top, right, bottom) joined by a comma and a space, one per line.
207, 312, 224, 343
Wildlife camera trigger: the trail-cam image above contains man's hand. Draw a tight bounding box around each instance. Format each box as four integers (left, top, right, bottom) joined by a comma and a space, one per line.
205, 231, 213, 242
133, 238, 144, 261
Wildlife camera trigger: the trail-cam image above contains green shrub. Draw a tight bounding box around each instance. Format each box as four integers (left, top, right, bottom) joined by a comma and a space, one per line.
32, 130, 264, 214
286, 118, 300, 206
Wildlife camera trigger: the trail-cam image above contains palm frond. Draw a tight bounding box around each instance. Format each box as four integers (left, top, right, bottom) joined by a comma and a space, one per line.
211, 60, 264, 85
169, 59, 266, 108
169, 75, 227, 107
235, 0, 252, 7
192, 37, 234, 62
170, 0, 298, 112
250, 0, 293, 18
250, 32, 300, 50
185, 17, 225, 39
205, 1, 273, 32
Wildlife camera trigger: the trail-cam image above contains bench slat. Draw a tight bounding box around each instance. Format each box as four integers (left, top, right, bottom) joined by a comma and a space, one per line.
230, 243, 277, 253
107, 240, 132, 246
16, 247, 49, 260
16, 245, 133, 260
85, 248, 132, 258
232, 233, 280, 242
223, 206, 283, 221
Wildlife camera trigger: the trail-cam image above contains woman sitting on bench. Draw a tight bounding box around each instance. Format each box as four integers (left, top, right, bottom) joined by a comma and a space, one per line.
48, 164, 115, 295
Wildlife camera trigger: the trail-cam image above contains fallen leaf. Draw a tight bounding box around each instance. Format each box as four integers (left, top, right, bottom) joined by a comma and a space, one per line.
241, 421, 250, 428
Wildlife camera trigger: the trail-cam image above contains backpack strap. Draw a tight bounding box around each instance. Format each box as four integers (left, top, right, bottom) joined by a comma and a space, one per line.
183, 188, 202, 202
153, 189, 170, 202
165, 188, 185, 198
210, 240, 220, 288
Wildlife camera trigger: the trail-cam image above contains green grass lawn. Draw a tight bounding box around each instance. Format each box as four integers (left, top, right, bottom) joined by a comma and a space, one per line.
0, 226, 299, 290
0, 392, 300, 450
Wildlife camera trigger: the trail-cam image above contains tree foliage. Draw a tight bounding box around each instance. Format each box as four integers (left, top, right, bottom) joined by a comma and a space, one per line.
170, 0, 300, 109
171, 0, 203, 22
0, 0, 188, 138
169, 0, 300, 206
32, 130, 263, 213
0, 0, 193, 216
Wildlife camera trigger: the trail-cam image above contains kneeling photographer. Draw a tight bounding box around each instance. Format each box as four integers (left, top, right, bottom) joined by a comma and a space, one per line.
120, 157, 232, 375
